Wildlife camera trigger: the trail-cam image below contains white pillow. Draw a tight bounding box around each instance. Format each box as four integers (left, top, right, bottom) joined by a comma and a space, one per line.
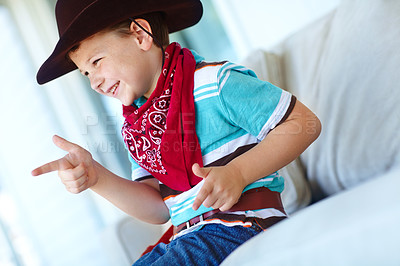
276, 0, 400, 200
279, 158, 311, 215
241, 49, 285, 89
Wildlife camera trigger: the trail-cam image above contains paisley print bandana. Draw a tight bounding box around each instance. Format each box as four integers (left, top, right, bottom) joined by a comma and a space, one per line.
121, 42, 203, 191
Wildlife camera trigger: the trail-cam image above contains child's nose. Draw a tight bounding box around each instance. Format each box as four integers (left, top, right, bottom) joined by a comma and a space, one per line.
89, 74, 103, 93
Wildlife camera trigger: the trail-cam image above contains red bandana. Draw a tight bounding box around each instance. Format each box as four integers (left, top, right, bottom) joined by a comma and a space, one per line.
121, 43, 203, 191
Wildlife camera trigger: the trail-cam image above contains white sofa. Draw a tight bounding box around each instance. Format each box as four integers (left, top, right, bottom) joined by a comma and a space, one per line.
222, 0, 400, 265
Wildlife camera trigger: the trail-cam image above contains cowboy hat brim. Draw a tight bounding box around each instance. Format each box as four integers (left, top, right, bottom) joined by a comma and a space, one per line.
37, 0, 203, 84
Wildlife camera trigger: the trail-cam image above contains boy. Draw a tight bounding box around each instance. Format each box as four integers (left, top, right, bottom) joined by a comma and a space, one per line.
32, 0, 321, 265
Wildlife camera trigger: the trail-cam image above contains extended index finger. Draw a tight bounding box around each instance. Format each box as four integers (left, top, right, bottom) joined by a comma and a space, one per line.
31, 158, 63, 176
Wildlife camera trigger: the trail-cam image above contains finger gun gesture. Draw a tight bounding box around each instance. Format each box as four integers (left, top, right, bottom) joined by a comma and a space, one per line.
31, 135, 98, 194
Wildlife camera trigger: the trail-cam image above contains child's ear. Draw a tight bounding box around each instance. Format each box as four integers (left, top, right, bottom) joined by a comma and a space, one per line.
130, 19, 153, 51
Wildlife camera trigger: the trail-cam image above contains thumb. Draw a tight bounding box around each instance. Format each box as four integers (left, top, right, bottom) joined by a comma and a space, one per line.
52, 135, 79, 152
192, 163, 210, 179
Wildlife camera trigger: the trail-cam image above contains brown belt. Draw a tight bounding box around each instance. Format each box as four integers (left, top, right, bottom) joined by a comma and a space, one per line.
174, 187, 285, 234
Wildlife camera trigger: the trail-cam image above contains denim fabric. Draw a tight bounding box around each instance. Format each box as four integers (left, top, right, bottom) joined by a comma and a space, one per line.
133, 223, 263, 266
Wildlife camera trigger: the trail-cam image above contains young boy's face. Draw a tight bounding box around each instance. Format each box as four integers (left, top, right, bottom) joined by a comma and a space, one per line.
69, 27, 160, 106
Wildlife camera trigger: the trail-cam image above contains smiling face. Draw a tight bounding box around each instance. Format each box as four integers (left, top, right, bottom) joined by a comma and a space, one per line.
69, 20, 163, 106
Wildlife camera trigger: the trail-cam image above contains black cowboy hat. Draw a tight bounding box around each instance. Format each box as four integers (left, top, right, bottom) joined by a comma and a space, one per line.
36, 0, 203, 84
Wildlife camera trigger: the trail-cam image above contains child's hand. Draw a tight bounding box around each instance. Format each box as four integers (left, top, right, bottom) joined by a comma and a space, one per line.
31, 135, 98, 194
191, 163, 246, 212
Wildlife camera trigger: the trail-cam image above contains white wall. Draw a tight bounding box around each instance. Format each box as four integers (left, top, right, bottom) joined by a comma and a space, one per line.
212, 0, 340, 59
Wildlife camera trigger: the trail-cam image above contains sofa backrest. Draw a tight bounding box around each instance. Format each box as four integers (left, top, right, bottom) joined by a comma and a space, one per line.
280, 0, 400, 200
244, 0, 400, 201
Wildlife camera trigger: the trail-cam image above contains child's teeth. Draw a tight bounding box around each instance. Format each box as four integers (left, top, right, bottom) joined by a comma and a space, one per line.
111, 84, 117, 93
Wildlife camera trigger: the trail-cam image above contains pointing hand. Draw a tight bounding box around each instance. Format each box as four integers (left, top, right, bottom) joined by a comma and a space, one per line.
31, 135, 98, 194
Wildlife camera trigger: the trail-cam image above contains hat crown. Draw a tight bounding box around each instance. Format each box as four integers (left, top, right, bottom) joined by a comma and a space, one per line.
56, 0, 97, 36
38, 0, 203, 85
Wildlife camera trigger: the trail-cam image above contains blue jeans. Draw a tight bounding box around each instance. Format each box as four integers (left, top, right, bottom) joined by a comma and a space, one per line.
133, 223, 263, 266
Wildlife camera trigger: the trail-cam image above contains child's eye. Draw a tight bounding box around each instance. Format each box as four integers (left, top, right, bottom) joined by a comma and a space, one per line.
93, 58, 102, 65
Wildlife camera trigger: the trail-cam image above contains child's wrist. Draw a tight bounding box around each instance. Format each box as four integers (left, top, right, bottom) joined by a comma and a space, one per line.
90, 161, 104, 189
226, 161, 247, 189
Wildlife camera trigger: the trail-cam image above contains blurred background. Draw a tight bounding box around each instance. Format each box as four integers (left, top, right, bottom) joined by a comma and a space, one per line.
0, 0, 338, 265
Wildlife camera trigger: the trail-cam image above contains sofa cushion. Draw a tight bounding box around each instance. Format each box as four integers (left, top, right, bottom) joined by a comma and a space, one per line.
221, 166, 400, 266
277, 0, 400, 199
241, 49, 286, 89
279, 158, 312, 214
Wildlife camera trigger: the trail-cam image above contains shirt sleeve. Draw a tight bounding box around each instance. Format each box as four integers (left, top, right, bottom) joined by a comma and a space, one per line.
217, 62, 293, 140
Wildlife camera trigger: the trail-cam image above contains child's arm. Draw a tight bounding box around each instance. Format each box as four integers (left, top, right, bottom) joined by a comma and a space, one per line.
192, 100, 321, 212
31, 135, 169, 224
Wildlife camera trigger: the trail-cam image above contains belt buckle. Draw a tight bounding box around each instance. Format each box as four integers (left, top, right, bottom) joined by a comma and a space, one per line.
186, 214, 204, 229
